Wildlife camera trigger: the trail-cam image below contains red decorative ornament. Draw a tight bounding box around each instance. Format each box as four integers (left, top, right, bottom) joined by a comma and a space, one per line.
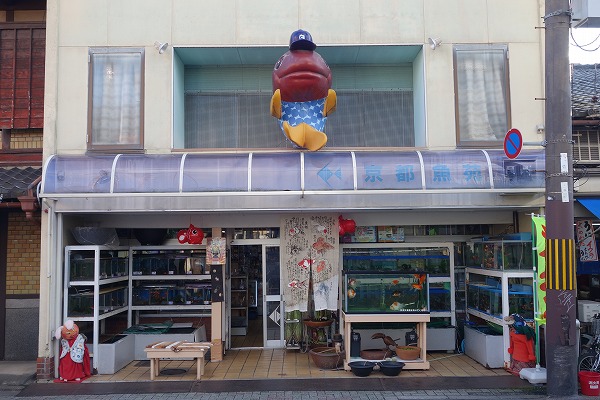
177, 224, 204, 244
339, 215, 356, 236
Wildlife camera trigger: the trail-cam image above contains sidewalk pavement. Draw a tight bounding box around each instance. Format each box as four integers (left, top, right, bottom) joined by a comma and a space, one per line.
0, 361, 588, 399
0, 361, 36, 395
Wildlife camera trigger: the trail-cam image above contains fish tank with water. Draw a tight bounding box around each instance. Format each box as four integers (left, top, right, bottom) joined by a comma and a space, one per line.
342, 246, 450, 276
343, 271, 429, 314
466, 237, 533, 270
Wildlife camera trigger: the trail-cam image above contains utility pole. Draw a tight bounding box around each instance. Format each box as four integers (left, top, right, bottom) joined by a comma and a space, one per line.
544, 0, 578, 397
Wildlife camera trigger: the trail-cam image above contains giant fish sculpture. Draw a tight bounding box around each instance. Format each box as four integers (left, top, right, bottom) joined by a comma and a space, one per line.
271, 30, 337, 151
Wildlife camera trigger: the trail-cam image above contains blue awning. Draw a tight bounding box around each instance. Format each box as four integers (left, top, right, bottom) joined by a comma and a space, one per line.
40, 150, 545, 195
578, 198, 600, 219
38, 150, 546, 214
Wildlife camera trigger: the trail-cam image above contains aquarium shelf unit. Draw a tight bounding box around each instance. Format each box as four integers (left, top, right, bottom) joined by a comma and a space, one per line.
230, 275, 248, 336
64, 245, 131, 370
128, 245, 211, 325
465, 267, 534, 366
340, 242, 456, 352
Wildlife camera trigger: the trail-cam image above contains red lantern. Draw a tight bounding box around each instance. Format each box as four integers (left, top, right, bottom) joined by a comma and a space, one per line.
339, 216, 356, 236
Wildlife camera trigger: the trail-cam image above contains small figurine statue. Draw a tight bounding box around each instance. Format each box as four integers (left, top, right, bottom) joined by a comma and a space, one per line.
54, 320, 91, 382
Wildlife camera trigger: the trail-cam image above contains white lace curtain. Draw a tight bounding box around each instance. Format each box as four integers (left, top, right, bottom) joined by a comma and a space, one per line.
455, 45, 509, 143
90, 51, 142, 146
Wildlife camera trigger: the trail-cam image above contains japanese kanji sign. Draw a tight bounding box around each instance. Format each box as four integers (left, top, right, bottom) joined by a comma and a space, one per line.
576, 220, 598, 262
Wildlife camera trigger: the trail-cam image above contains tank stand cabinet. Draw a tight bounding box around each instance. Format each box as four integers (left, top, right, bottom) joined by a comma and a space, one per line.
341, 312, 431, 370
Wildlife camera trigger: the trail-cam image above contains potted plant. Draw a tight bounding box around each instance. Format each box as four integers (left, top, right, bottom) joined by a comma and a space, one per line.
371, 332, 421, 360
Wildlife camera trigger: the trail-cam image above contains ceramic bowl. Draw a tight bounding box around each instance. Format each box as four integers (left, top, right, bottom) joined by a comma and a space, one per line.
348, 361, 375, 377
360, 349, 392, 360
378, 360, 405, 376
395, 346, 421, 360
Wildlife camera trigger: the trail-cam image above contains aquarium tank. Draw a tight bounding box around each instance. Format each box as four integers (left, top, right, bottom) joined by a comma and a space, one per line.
343, 271, 429, 314
342, 246, 450, 276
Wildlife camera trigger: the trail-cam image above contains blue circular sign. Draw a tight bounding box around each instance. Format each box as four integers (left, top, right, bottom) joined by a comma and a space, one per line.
504, 128, 523, 159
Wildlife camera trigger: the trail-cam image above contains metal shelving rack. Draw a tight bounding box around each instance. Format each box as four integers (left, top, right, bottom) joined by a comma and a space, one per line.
127, 245, 211, 325
64, 245, 130, 370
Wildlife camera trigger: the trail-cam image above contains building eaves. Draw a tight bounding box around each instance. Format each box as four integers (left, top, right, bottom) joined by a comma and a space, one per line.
0, 166, 42, 201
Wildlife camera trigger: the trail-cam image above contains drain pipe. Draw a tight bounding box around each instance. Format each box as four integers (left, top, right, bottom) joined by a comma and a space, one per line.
18, 176, 42, 222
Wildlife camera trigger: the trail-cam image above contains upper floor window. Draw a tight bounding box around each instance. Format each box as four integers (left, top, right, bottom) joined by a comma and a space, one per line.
174, 46, 422, 150
454, 44, 510, 147
88, 47, 144, 151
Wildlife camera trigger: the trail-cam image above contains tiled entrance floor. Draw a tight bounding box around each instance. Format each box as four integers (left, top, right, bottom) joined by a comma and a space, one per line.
86, 349, 511, 382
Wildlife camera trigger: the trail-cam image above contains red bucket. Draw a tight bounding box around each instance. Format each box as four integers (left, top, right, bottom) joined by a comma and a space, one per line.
579, 370, 600, 396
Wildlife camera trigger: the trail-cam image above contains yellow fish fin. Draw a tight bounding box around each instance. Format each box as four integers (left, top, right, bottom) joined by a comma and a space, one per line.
283, 122, 327, 151
270, 89, 282, 118
323, 89, 337, 116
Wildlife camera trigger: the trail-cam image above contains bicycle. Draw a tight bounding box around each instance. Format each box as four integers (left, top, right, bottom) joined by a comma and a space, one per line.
579, 313, 600, 372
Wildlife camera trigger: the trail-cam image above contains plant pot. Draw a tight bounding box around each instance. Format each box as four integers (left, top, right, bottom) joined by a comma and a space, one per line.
360, 348, 391, 360
378, 360, 405, 376
348, 361, 375, 377
395, 346, 421, 360
308, 347, 343, 369
303, 319, 333, 328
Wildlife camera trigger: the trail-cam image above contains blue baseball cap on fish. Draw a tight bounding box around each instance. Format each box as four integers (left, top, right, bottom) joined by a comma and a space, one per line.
289, 29, 316, 51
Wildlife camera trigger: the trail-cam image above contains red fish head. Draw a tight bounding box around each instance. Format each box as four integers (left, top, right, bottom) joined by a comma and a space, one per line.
187, 225, 204, 244
272, 50, 332, 102
178, 224, 204, 244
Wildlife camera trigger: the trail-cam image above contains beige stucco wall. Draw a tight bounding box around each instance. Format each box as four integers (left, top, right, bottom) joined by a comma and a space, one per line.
43, 0, 545, 156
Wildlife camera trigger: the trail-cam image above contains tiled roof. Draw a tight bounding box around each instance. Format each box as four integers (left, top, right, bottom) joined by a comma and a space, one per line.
0, 166, 42, 200
572, 64, 600, 119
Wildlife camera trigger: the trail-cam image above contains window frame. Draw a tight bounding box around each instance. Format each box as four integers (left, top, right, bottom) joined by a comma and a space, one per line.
453, 44, 511, 148
180, 63, 416, 150
87, 47, 145, 152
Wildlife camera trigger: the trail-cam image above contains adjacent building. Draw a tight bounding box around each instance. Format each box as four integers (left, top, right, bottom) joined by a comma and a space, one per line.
0, 0, 45, 362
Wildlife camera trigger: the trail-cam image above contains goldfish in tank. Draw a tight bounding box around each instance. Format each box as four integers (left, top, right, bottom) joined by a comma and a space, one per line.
412, 274, 426, 291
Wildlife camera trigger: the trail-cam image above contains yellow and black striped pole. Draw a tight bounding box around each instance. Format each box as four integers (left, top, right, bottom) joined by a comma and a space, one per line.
546, 238, 575, 291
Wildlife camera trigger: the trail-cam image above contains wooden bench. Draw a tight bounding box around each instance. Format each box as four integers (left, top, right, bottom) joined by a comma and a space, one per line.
144, 340, 212, 380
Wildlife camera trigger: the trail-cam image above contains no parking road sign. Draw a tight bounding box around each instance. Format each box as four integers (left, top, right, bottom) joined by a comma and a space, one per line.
504, 128, 522, 159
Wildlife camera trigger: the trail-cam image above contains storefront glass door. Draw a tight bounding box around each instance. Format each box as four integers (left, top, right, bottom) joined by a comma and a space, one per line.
263, 245, 283, 348
229, 240, 283, 349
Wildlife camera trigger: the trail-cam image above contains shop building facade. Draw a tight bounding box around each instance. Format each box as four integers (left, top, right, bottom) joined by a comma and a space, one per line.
37, 0, 550, 378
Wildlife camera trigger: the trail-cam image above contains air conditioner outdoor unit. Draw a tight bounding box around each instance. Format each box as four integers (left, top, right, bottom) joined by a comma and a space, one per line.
572, 0, 600, 28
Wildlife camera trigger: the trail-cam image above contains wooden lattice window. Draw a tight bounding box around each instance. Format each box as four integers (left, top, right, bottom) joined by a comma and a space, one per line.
0, 23, 45, 129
